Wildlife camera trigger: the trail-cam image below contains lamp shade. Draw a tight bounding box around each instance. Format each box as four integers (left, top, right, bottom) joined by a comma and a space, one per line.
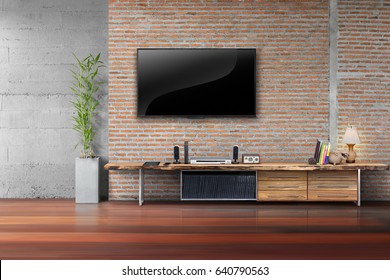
342, 126, 361, 144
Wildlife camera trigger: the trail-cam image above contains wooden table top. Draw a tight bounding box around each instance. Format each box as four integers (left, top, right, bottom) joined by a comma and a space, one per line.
105, 162, 389, 171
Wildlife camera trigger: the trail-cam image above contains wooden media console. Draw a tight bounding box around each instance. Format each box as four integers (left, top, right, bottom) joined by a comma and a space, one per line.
105, 162, 389, 206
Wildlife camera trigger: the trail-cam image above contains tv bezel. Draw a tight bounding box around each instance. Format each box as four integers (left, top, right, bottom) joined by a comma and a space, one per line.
136, 48, 257, 118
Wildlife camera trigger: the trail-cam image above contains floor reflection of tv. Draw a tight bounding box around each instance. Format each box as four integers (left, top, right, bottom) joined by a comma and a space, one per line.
137, 48, 256, 117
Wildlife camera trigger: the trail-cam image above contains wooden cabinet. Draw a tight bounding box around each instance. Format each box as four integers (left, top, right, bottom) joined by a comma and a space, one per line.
308, 171, 357, 201
258, 171, 307, 181
105, 162, 388, 206
258, 171, 307, 201
260, 191, 307, 201
308, 170, 356, 181
258, 170, 358, 202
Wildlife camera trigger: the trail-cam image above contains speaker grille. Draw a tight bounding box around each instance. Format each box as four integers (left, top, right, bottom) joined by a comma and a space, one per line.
181, 171, 256, 200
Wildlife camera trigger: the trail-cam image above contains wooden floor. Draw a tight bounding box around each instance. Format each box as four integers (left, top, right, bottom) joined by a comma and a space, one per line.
1, 199, 390, 260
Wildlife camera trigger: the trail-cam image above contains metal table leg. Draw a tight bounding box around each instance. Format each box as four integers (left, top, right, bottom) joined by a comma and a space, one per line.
139, 169, 144, 206
355, 169, 361, 206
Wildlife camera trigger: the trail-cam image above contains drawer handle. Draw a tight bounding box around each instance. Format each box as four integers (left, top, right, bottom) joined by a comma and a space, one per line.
271, 176, 300, 179
268, 195, 301, 198
316, 176, 352, 179
318, 195, 350, 198
266, 186, 300, 189
316, 185, 351, 189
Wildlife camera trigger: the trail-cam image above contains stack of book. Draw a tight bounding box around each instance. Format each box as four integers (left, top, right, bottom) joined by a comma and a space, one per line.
313, 140, 331, 165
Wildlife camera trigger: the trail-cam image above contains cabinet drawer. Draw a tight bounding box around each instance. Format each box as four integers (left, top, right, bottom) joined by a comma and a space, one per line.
308, 190, 357, 201
258, 190, 307, 201
258, 180, 307, 191
308, 180, 357, 191
308, 171, 356, 181
258, 171, 307, 181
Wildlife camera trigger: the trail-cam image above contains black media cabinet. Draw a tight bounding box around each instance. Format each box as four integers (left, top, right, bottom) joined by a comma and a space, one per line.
181, 171, 257, 200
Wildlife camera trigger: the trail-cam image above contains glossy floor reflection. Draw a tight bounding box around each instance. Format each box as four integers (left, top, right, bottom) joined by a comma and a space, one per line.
1, 200, 390, 259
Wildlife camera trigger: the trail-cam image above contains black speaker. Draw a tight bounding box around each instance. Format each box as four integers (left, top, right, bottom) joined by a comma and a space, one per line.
173, 145, 180, 164
232, 145, 239, 164
184, 141, 189, 164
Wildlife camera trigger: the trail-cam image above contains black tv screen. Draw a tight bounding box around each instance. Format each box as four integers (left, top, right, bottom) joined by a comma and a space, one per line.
137, 48, 256, 117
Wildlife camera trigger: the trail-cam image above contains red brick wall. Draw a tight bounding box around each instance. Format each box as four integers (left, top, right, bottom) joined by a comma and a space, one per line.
108, 0, 329, 200
338, 0, 390, 200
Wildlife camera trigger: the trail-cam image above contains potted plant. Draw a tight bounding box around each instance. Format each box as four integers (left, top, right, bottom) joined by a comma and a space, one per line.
70, 53, 105, 203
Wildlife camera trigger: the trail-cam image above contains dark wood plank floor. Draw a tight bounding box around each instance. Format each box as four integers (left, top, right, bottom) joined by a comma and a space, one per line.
1, 199, 390, 259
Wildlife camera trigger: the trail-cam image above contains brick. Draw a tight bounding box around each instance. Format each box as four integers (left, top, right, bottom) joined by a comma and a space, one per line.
108, 0, 330, 200
337, 0, 390, 200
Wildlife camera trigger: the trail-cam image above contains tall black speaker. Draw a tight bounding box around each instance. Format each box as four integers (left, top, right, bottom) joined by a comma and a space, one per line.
184, 141, 189, 164
173, 145, 180, 164
232, 145, 239, 164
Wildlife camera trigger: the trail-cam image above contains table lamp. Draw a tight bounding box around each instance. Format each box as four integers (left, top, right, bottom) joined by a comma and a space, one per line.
342, 125, 360, 163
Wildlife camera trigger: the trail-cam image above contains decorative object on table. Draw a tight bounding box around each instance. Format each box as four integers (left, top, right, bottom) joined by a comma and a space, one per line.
342, 125, 361, 163
143, 161, 160, 167
328, 151, 349, 165
242, 154, 260, 164
313, 139, 331, 165
173, 145, 181, 164
308, 157, 316, 165
71, 53, 105, 203
232, 145, 239, 164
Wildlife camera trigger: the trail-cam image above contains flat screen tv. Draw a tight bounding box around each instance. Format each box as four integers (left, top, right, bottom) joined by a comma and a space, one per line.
137, 48, 256, 117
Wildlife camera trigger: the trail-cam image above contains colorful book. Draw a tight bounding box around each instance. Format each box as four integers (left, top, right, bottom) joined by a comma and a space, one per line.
323, 144, 328, 164
313, 140, 320, 162
316, 141, 323, 164
325, 143, 331, 164
318, 143, 325, 165
314, 140, 331, 165
317, 143, 321, 164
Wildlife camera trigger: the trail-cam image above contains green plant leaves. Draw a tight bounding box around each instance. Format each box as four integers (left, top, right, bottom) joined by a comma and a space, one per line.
70, 53, 105, 158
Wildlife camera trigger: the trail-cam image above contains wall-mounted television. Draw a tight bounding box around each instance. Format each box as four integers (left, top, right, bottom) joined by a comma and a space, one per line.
137, 48, 256, 117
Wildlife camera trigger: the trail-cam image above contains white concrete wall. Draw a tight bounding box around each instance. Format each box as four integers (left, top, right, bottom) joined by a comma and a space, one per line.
0, 0, 108, 198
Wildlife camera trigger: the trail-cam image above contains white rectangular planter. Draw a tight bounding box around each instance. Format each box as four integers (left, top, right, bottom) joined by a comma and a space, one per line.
75, 157, 100, 203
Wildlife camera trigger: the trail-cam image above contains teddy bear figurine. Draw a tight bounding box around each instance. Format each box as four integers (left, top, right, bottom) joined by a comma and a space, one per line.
328, 151, 349, 165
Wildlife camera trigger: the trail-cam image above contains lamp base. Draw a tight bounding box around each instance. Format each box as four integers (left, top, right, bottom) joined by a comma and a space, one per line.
346, 144, 356, 163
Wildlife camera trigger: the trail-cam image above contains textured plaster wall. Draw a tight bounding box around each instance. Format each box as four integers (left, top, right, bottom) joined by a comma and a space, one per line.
0, 0, 108, 198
